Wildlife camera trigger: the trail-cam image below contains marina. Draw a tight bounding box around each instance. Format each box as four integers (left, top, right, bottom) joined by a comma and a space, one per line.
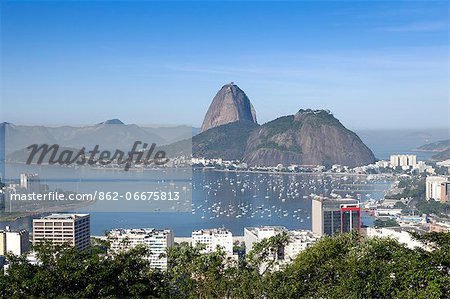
0, 168, 393, 236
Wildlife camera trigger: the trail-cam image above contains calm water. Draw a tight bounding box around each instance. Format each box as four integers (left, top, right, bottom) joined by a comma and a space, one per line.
1, 169, 390, 236
2, 129, 445, 236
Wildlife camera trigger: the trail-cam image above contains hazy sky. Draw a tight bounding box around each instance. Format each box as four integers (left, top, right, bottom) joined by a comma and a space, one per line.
1, 1, 449, 130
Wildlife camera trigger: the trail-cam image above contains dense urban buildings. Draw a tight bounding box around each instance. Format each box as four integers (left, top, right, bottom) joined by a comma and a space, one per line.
107, 228, 174, 270
33, 214, 90, 251
425, 176, 449, 201
0, 226, 29, 256
312, 197, 361, 236
191, 228, 233, 254
390, 154, 417, 168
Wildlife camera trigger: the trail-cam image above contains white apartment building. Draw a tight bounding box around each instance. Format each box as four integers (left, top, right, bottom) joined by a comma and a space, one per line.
244, 226, 287, 253
191, 228, 233, 254
366, 227, 429, 250
0, 226, 29, 256
284, 230, 319, 261
375, 160, 390, 168
244, 226, 319, 273
413, 161, 435, 174
425, 176, 448, 201
20, 173, 40, 193
33, 214, 90, 251
107, 228, 174, 270
390, 155, 417, 168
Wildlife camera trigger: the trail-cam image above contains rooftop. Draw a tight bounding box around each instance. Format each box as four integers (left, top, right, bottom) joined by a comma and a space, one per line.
39, 213, 89, 220
192, 228, 232, 235
108, 228, 171, 236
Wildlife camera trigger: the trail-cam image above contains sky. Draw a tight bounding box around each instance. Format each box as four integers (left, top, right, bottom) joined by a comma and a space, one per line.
0, 0, 449, 130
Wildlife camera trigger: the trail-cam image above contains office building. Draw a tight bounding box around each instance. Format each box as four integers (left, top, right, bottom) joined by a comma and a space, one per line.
33, 214, 90, 250
312, 197, 360, 236
108, 228, 173, 270
0, 226, 29, 256
192, 228, 233, 254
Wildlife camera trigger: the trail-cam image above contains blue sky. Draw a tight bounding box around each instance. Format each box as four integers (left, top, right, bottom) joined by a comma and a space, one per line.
1, 0, 449, 129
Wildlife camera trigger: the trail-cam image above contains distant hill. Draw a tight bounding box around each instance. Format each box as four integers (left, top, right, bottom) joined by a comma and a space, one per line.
415, 139, 450, 152
430, 148, 450, 162
6, 146, 81, 163
243, 109, 375, 167
1, 120, 194, 154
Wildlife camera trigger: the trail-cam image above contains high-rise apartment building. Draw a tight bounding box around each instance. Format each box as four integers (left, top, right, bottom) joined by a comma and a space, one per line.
33, 214, 90, 250
191, 228, 233, 254
0, 226, 29, 256
390, 155, 417, 168
243, 226, 319, 272
107, 228, 174, 270
283, 230, 319, 261
20, 173, 40, 193
244, 226, 287, 253
440, 181, 450, 203
312, 197, 360, 236
426, 176, 448, 201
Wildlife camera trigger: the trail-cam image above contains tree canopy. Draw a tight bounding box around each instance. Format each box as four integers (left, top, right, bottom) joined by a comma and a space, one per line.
1, 232, 449, 298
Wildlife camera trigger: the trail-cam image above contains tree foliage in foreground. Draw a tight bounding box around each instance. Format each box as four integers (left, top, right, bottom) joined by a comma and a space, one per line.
1, 232, 449, 298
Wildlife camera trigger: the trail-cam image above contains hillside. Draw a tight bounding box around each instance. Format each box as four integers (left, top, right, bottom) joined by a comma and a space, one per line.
243, 109, 375, 167
416, 139, 450, 152
193, 121, 259, 160
431, 148, 450, 162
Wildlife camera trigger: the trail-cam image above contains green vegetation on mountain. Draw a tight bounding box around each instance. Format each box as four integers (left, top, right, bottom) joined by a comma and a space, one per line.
190, 84, 376, 167
414, 139, 450, 161
192, 120, 259, 160
243, 109, 375, 167
416, 139, 450, 152
431, 148, 450, 162
2, 232, 449, 298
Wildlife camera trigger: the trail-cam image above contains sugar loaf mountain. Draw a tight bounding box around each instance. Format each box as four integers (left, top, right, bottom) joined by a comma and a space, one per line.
192, 83, 375, 167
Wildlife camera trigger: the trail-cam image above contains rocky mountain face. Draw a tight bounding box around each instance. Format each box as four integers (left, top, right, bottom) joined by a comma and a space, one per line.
201, 83, 257, 132
193, 84, 376, 167
242, 109, 376, 167
194, 121, 259, 160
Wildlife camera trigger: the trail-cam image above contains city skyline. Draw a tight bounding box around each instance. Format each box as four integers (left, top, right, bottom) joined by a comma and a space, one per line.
1, 1, 448, 130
